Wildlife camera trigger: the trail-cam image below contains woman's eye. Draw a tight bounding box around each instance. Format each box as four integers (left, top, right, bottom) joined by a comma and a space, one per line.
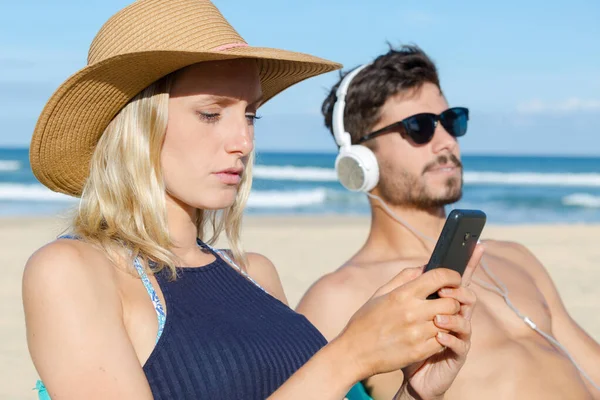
246, 114, 262, 125
197, 112, 221, 123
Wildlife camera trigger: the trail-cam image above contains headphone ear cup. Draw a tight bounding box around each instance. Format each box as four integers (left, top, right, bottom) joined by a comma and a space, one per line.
335, 145, 379, 192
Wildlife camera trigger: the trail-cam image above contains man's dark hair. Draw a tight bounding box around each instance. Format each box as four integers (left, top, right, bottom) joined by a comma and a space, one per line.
322, 44, 441, 146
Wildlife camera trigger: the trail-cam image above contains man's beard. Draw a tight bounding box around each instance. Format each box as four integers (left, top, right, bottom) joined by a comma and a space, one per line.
377, 154, 463, 211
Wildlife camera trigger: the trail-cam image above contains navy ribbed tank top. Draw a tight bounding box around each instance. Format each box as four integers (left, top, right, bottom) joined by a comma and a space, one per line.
142, 241, 328, 399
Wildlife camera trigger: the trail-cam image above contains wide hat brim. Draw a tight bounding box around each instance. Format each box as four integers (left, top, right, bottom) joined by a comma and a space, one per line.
30, 46, 341, 197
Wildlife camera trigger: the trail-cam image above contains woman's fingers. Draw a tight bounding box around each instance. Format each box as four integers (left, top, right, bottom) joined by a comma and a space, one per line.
425, 297, 461, 319
351, 264, 475, 375
438, 286, 476, 306
438, 286, 477, 320
374, 267, 423, 297
434, 314, 471, 340
436, 331, 469, 358
462, 243, 484, 286
415, 336, 447, 361
403, 268, 462, 300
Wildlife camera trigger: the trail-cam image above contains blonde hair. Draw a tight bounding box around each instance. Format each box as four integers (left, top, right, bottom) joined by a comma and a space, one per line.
70, 73, 252, 279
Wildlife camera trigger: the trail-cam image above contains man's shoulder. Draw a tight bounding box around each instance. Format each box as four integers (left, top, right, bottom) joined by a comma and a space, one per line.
296, 263, 373, 340
482, 239, 546, 277
483, 239, 536, 260
302, 263, 371, 305
298, 253, 422, 312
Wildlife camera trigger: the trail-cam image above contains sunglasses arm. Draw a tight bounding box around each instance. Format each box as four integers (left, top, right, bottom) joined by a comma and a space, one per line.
357, 122, 402, 144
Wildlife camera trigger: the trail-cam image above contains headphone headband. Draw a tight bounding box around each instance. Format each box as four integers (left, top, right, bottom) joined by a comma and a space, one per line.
331, 64, 370, 149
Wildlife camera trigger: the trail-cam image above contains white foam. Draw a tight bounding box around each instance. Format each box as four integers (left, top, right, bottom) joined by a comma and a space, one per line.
0, 183, 330, 208
0, 184, 76, 202
247, 189, 327, 208
464, 172, 600, 187
0, 160, 21, 172
253, 165, 600, 187
562, 193, 600, 208
253, 166, 337, 182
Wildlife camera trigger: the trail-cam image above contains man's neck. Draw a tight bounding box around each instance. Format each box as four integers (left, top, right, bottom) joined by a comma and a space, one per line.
364, 200, 447, 260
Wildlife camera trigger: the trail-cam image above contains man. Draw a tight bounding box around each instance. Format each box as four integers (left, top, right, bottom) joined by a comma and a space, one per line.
296, 45, 600, 399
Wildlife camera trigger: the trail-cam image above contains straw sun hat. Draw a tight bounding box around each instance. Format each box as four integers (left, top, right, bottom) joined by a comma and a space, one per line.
30, 0, 341, 197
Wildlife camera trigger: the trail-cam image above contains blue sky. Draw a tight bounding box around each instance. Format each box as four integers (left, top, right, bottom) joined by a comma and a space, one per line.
1, 0, 599, 155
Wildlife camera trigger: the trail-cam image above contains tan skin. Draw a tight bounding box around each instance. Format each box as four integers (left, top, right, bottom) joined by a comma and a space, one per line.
23, 60, 480, 400
297, 82, 600, 399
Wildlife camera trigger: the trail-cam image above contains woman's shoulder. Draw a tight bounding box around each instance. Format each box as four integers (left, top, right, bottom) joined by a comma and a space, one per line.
23, 238, 151, 398
23, 237, 121, 309
222, 250, 288, 306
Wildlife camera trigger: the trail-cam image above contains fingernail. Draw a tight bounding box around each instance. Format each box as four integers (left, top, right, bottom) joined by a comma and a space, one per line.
437, 331, 445, 340
440, 288, 452, 295
436, 315, 448, 324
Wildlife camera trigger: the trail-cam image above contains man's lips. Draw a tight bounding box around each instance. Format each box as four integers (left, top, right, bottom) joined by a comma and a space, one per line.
425, 164, 461, 174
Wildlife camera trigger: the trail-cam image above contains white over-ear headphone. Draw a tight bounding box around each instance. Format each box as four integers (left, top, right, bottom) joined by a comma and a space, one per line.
331, 64, 379, 192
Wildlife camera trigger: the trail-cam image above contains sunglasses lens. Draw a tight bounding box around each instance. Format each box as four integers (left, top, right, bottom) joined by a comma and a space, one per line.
404, 114, 436, 144
441, 108, 468, 137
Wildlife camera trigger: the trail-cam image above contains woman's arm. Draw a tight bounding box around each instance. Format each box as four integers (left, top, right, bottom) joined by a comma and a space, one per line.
246, 255, 467, 400
23, 240, 153, 400
268, 334, 365, 399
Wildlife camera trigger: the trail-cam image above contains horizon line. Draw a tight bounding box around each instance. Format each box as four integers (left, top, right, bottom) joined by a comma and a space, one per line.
1, 145, 600, 159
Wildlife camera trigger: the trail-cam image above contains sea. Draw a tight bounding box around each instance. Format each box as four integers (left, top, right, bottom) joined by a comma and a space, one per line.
1, 147, 599, 224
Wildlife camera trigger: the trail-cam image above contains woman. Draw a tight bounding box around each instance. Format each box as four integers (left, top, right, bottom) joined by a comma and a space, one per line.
23, 1, 482, 399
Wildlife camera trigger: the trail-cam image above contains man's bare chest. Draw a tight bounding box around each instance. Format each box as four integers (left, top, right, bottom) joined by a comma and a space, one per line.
469, 255, 553, 346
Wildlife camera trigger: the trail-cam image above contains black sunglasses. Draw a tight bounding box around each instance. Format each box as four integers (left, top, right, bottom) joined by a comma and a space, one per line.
357, 107, 469, 145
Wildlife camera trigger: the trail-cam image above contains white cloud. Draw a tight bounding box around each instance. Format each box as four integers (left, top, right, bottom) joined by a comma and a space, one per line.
517, 98, 600, 114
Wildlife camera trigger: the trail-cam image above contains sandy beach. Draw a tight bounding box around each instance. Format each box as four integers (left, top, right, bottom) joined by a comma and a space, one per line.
2, 215, 599, 399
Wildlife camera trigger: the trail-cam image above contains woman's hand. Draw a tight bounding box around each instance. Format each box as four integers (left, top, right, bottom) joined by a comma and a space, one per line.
398, 242, 484, 400
333, 266, 465, 380
269, 244, 483, 400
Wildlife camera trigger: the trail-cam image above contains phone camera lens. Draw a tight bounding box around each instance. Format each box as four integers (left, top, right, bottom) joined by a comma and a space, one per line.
464, 233, 471, 241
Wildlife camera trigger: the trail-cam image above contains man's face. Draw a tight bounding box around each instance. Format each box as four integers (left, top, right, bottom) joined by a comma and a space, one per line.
369, 82, 463, 210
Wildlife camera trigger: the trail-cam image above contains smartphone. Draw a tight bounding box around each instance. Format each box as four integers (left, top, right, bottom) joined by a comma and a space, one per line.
424, 209, 486, 299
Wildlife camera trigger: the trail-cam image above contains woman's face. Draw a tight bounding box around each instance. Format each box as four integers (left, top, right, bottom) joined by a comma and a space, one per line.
161, 59, 262, 212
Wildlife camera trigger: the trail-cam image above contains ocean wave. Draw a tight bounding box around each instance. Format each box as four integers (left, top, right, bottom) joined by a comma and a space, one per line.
0, 184, 75, 202
464, 172, 600, 187
0, 160, 21, 172
253, 165, 600, 187
0, 183, 332, 208
247, 188, 328, 208
562, 193, 600, 208
253, 166, 337, 181
4, 183, 600, 215
0, 184, 343, 209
